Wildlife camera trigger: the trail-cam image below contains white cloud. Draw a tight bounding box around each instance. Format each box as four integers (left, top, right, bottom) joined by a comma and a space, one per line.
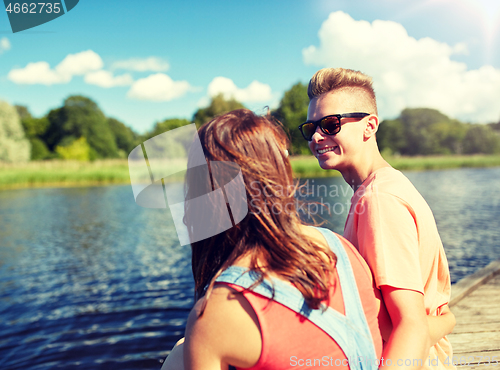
8, 62, 63, 85
8, 50, 103, 85
84, 70, 133, 88
0, 37, 11, 54
112, 57, 169, 72
207, 76, 273, 102
56, 50, 103, 77
127, 73, 192, 101
303, 11, 500, 123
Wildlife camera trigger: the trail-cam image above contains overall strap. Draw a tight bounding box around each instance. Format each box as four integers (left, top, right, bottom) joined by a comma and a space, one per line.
215, 228, 377, 370
313, 227, 377, 367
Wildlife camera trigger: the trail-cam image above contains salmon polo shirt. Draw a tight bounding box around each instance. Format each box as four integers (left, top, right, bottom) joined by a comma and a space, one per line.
343, 166, 454, 370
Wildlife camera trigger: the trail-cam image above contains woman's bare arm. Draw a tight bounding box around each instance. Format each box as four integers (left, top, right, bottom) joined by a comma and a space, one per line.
161, 338, 185, 370
183, 286, 261, 370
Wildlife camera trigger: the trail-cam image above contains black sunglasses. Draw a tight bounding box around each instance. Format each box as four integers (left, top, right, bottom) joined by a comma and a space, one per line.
298, 113, 370, 141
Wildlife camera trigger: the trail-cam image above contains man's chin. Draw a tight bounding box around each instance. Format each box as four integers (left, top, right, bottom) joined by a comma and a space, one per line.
318, 159, 338, 171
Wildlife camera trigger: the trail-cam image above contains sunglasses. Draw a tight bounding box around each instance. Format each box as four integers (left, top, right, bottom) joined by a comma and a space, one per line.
298, 113, 370, 141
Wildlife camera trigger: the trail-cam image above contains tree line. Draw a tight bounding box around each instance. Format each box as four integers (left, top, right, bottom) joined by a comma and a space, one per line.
0, 94, 245, 162
1, 83, 499, 162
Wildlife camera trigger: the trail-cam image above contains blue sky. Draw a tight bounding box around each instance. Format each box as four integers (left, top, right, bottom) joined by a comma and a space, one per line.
1, 0, 499, 133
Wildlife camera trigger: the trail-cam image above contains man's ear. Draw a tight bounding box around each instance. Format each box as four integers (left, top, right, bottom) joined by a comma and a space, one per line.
364, 115, 379, 140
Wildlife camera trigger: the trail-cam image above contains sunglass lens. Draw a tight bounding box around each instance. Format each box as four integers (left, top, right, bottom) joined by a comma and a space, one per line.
321, 117, 340, 135
302, 123, 316, 140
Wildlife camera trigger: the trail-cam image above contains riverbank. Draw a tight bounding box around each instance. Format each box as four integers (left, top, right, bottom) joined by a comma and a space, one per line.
0, 159, 130, 190
1, 154, 500, 190
291, 154, 500, 177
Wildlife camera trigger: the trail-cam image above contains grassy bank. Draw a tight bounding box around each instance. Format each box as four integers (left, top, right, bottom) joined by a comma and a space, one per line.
0, 160, 131, 190
292, 154, 500, 178
2, 155, 500, 190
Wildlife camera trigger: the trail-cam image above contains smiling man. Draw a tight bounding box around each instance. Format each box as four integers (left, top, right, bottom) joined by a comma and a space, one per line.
302, 68, 456, 370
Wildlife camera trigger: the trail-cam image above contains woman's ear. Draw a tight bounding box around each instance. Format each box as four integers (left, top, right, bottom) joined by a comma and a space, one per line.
364, 115, 379, 140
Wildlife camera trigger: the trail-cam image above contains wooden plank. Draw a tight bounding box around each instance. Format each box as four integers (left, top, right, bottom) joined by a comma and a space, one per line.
465, 283, 500, 297
456, 364, 500, 370
456, 282, 500, 302
452, 351, 500, 362
455, 297, 500, 308
466, 280, 500, 293
448, 331, 500, 352
453, 355, 500, 366
450, 317, 499, 325
447, 259, 500, 363
454, 300, 500, 310
452, 322, 500, 334
449, 350, 500, 359
452, 305, 500, 315
450, 259, 500, 306
484, 274, 500, 284
450, 315, 500, 325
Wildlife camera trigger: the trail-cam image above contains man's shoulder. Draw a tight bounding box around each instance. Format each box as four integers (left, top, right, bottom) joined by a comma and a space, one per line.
360, 167, 422, 202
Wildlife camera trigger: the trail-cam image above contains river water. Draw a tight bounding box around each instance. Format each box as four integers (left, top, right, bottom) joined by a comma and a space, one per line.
1, 167, 499, 369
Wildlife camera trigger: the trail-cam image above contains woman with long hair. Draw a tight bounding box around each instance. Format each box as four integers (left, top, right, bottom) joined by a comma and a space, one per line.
163, 109, 388, 370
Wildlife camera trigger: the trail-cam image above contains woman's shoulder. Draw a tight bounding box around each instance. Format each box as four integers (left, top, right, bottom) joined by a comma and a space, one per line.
299, 224, 330, 248
187, 284, 260, 336
184, 284, 262, 368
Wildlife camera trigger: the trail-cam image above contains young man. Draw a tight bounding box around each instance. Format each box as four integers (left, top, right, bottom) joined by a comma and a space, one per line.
303, 68, 455, 370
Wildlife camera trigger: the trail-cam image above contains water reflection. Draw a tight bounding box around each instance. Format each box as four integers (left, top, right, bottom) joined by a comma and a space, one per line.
0, 185, 192, 369
296, 176, 353, 233
405, 168, 500, 284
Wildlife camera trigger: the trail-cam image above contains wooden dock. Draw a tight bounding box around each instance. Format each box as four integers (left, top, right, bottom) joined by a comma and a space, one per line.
447, 259, 500, 369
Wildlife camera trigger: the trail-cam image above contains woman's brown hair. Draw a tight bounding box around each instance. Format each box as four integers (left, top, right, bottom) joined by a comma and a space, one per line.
184, 109, 336, 310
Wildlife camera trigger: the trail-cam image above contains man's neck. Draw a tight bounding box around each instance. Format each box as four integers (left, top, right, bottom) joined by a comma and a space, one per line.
341, 150, 391, 191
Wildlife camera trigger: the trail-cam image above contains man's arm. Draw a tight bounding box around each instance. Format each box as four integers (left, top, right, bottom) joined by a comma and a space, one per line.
427, 305, 455, 345
380, 286, 431, 370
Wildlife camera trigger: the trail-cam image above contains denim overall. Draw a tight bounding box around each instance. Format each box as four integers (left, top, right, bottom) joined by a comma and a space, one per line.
215, 227, 378, 370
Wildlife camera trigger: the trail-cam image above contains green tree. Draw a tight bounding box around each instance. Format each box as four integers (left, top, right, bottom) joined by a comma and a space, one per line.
139, 118, 193, 160
15, 105, 31, 121
55, 136, 91, 161
144, 118, 191, 141
376, 118, 407, 155
463, 124, 500, 154
193, 94, 245, 128
273, 82, 310, 155
428, 120, 467, 155
15, 105, 52, 160
398, 108, 453, 155
378, 108, 472, 156
29, 138, 52, 160
488, 121, 500, 132
0, 100, 30, 162
43, 96, 119, 159
108, 117, 140, 157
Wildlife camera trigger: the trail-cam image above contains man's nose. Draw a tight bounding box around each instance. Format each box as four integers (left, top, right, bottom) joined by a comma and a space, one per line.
310, 126, 324, 142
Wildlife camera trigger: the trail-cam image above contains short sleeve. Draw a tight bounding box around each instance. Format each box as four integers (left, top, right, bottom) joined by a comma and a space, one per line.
356, 192, 424, 294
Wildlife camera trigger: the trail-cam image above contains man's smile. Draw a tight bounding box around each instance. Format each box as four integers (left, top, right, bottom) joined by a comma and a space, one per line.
316, 146, 338, 155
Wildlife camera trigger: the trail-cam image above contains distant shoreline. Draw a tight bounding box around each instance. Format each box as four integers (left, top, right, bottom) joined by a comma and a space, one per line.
1, 155, 500, 191
290, 154, 500, 178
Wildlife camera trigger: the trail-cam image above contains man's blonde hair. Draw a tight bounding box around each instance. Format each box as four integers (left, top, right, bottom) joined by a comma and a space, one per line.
308, 68, 378, 115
